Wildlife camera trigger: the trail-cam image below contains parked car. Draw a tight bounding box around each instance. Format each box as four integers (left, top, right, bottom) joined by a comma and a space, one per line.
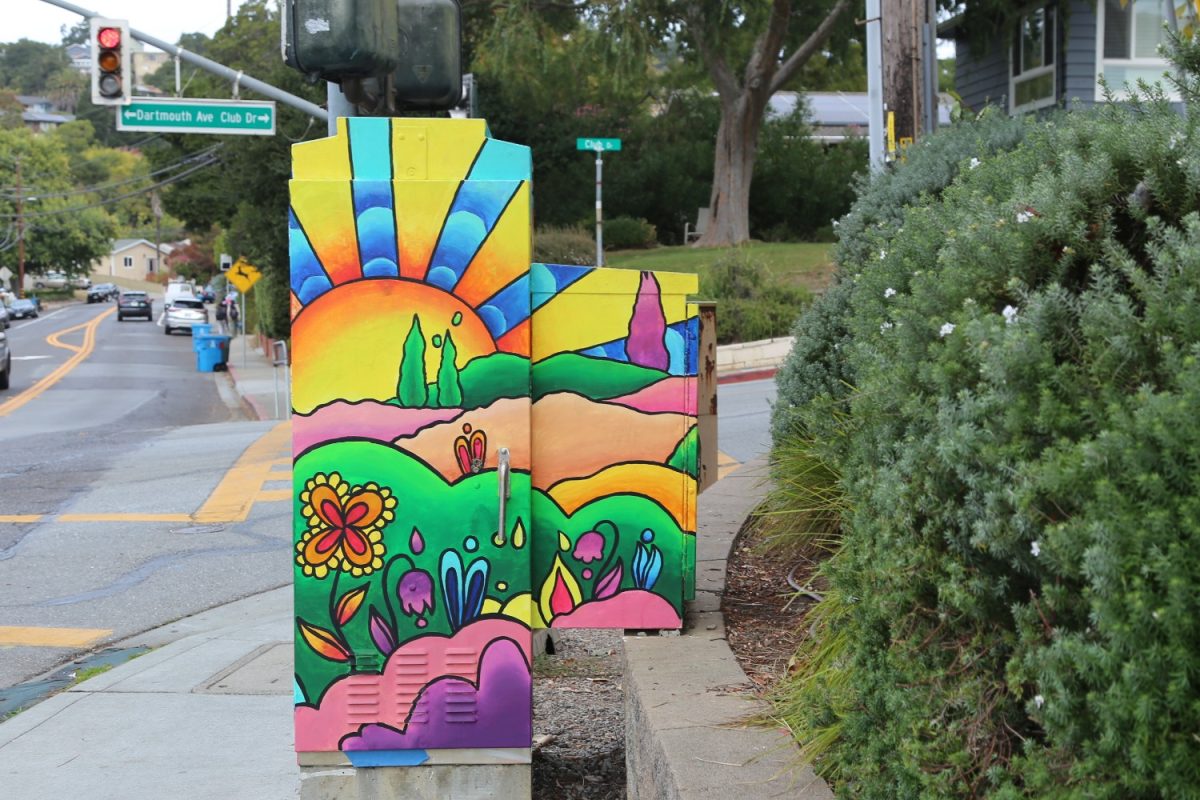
8, 299, 38, 320
200, 285, 216, 303
164, 296, 208, 335
0, 326, 9, 390
0, 304, 8, 330
71, 275, 91, 290
30, 272, 68, 290
87, 283, 119, 303
117, 291, 153, 321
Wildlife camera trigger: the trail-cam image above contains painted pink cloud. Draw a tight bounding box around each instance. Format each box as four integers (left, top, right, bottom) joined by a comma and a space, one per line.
341, 638, 531, 751
295, 617, 532, 752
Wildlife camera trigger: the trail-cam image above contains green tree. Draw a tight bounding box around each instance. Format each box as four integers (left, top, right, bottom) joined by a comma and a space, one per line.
397, 315, 428, 407
436, 331, 463, 408
0, 39, 71, 96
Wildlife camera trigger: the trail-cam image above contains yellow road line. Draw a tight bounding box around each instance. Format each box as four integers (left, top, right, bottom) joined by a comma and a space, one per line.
0, 307, 115, 418
717, 449, 741, 479
0, 515, 44, 523
256, 489, 293, 502
0, 625, 111, 648
193, 421, 292, 523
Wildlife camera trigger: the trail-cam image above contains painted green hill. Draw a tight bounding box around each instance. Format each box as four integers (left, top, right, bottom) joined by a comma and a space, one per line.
532, 353, 668, 402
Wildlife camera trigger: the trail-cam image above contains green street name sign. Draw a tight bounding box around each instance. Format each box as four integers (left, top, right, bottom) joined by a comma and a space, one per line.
116, 98, 276, 136
576, 137, 622, 152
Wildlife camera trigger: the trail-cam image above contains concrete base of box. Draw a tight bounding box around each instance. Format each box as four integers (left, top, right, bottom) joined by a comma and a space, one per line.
299, 763, 532, 800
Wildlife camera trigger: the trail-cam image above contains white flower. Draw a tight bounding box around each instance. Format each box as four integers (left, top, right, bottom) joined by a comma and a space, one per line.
969, 157, 981, 170
1152, 610, 1161, 621
880, 321, 894, 332
1016, 210, 1033, 224
832, 219, 840, 227
1031, 541, 1041, 557
1002, 305, 1019, 325
884, 287, 896, 298
1034, 694, 1045, 709
879, 250, 887, 260
939, 322, 955, 338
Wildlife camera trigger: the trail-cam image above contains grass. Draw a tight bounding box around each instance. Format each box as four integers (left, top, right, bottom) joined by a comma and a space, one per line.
72, 664, 115, 685
604, 241, 836, 295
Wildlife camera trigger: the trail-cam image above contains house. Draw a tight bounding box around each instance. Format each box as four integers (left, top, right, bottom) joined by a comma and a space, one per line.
66, 42, 90, 74
768, 91, 955, 142
945, 1, 1196, 115
91, 239, 176, 279
14, 95, 75, 132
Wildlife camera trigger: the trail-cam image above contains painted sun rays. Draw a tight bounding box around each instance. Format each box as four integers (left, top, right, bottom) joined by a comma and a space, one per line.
288, 118, 534, 348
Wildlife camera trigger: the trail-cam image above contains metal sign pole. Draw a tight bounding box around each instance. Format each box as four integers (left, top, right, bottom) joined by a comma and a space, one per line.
241, 293, 247, 367
595, 147, 604, 267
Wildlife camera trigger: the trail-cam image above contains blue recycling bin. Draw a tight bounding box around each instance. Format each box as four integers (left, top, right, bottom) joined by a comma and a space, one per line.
191, 324, 213, 352
195, 333, 230, 372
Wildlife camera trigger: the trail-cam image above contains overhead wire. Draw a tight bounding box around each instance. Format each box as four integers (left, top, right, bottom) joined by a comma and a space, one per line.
0, 144, 224, 200
0, 155, 221, 220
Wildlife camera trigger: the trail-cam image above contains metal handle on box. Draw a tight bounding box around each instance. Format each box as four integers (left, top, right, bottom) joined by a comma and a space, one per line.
496, 447, 511, 545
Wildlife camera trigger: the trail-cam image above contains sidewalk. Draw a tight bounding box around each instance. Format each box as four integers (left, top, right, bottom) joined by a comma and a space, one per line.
223, 333, 291, 421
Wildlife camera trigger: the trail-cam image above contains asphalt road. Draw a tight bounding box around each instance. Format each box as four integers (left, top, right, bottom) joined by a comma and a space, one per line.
0, 298, 290, 696
717, 377, 777, 464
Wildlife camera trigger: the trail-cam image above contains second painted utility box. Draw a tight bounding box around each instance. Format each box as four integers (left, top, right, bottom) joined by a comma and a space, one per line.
290, 118, 698, 768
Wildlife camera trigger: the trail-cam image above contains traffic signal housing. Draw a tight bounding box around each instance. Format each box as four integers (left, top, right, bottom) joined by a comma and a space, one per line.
394, 0, 462, 109
283, 0, 399, 82
90, 18, 131, 106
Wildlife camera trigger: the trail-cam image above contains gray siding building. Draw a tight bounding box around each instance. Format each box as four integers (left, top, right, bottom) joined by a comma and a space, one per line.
947, 1, 1189, 115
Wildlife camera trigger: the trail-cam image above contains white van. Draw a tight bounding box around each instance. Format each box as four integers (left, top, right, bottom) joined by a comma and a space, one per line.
164, 280, 197, 308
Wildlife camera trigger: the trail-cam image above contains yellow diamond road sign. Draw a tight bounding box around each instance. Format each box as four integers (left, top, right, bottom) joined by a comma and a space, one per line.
227, 258, 261, 293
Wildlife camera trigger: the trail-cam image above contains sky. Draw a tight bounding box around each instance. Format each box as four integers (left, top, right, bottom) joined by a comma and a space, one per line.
8, 0, 253, 47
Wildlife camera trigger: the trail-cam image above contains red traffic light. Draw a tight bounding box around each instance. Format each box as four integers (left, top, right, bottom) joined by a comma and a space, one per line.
97, 26, 121, 49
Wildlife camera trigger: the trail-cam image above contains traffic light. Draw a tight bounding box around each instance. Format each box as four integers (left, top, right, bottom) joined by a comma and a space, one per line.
90, 18, 131, 106
283, 0, 399, 82
394, 0, 462, 109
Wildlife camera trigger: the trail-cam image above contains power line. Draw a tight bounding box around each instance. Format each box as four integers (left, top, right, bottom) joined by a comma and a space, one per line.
0, 156, 221, 220
0, 145, 224, 200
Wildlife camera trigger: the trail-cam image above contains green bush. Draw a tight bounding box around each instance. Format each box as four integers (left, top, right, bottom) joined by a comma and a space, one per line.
770, 34, 1200, 799
533, 225, 595, 266
603, 216, 657, 249
700, 249, 810, 344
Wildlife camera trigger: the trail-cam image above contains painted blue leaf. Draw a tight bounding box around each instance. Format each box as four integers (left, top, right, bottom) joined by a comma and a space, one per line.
440, 550, 465, 631
463, 558, 490, 624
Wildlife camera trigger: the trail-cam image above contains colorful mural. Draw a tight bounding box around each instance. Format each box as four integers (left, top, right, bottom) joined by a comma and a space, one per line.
291, 117, 697, 766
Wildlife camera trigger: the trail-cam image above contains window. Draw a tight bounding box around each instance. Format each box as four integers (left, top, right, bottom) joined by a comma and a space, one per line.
1098, 0, 1196, 98
122, 256, 133, 267
1011, 5, 1057, 113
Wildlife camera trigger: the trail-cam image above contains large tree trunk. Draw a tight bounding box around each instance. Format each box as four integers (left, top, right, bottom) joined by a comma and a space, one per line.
697, 97, 766, 247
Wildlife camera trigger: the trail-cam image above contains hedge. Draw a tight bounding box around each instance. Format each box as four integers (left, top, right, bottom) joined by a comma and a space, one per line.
769, 34, 1200, 799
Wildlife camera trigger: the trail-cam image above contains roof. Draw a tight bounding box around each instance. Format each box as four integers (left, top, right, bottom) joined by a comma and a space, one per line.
111, 238, 177, 255
769, 91, 955, 130
15, 95, 52, 106
23, 112, 74, 124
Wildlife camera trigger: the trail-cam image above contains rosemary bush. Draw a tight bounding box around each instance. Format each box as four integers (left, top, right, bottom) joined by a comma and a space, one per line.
769, 34, 1200, 799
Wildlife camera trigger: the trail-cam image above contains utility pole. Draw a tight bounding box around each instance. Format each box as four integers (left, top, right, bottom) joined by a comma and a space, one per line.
15, 158, 25, 300
881, 0, 929, 158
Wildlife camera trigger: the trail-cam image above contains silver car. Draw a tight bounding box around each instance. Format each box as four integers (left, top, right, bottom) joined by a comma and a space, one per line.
164, 296, 209, 335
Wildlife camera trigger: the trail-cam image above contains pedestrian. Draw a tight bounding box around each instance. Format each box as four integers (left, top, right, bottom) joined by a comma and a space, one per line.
215, 298, 227, 329
228, 299, 240, 335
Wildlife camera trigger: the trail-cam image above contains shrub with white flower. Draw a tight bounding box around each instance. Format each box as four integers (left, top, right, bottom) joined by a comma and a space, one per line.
880, 321, 893, 332
884, 287, 896, 298
1031, 541, 1041, 557
969, 157, 981, 169
939, 322, 955, 338
1003, 305, 1019, 325
1016, 210, 1033, 223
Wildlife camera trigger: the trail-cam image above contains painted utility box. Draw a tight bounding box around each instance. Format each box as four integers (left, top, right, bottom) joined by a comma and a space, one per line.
290, 118, 698, 768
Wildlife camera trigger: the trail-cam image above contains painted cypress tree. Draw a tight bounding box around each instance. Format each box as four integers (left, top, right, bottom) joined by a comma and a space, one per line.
396, 314, 428, 407
436, 330, 463, 408
627, 271, 669, 370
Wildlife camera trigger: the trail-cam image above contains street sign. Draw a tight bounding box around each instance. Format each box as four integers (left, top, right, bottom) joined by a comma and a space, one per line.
116, 98, 276, 136
576, 137, 621, 152
226, 258, 262, 293
219, 253, 233, 272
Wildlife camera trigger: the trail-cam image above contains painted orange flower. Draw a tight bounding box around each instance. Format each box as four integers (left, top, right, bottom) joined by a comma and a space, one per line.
296, 473, 396, 578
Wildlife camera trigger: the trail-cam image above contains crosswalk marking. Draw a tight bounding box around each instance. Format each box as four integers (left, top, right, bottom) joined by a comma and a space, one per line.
0, 625, 111, 648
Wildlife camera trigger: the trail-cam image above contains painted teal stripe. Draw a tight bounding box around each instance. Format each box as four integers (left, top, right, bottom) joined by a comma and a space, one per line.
467, 139, 532, 181
348, 117, 393, 180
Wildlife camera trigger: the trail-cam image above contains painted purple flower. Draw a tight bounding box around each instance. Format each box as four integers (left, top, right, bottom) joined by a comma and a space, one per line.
573, 530, 606, 564
397, 569, 434, 617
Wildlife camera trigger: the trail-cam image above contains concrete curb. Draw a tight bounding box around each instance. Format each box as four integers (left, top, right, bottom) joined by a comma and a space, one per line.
623, 459, 833, 800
